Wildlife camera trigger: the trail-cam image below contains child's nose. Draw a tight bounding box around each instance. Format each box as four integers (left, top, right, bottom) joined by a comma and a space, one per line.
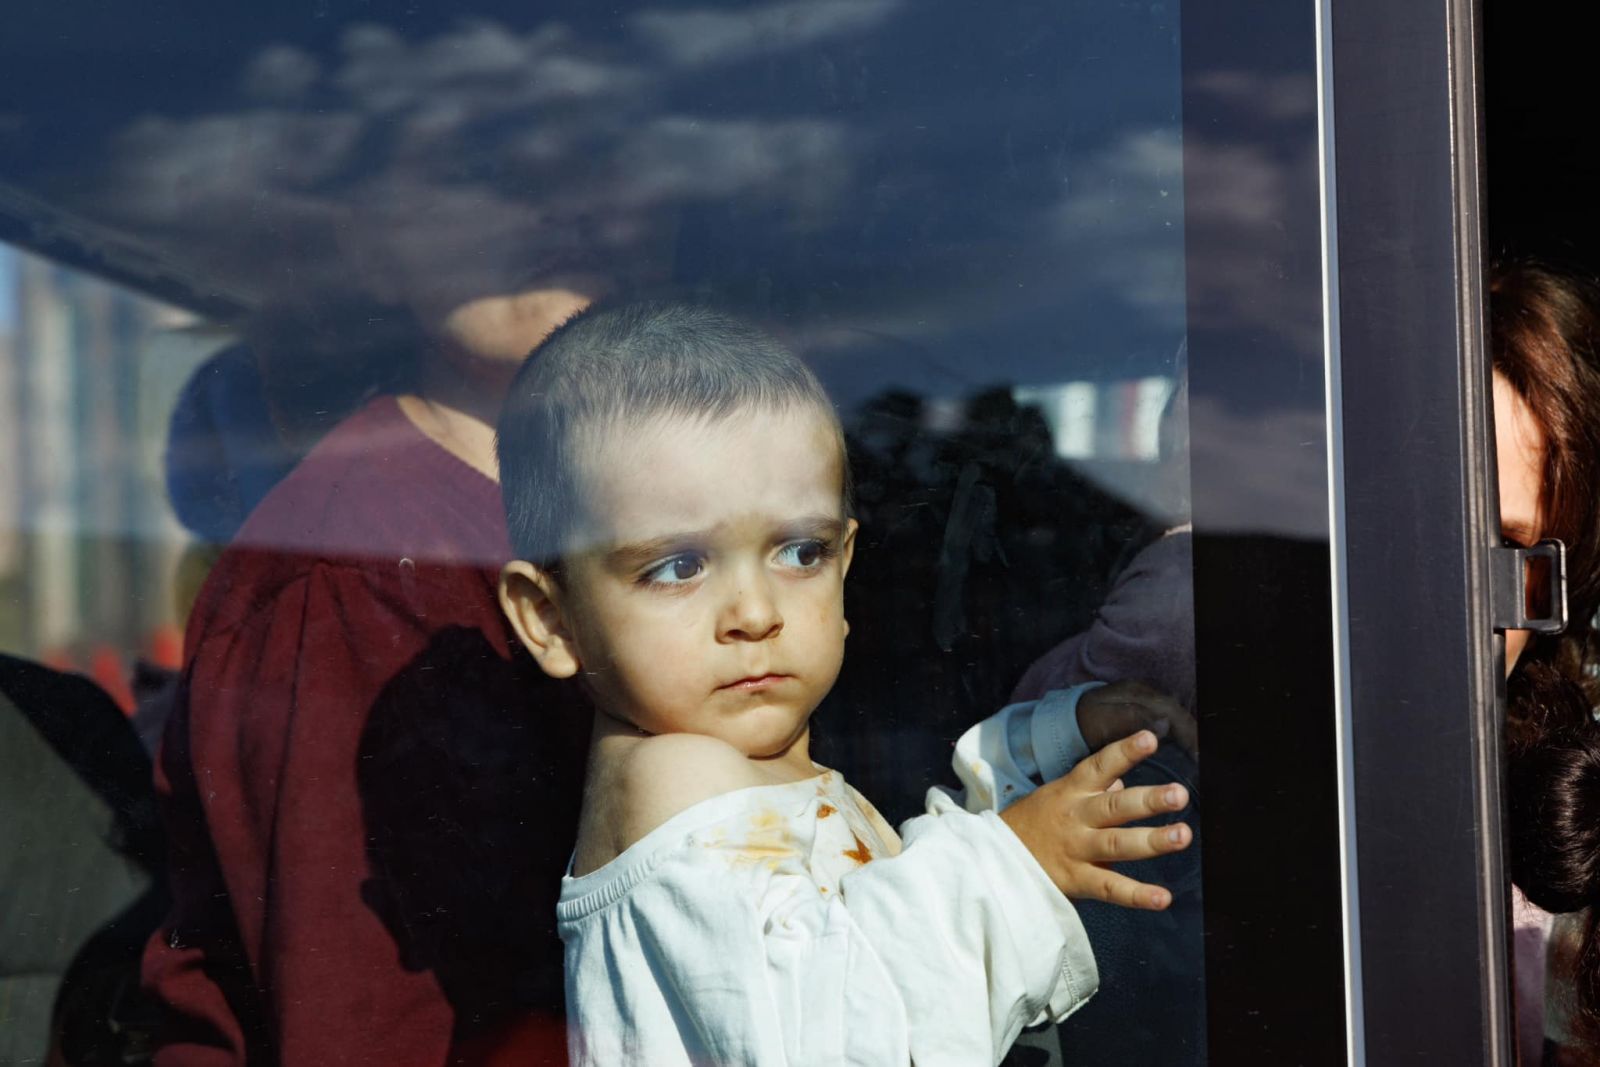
717, 574, 783, 642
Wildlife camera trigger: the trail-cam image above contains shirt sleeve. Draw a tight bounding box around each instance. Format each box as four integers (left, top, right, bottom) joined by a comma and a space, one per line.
944, 683, 1103, 814
578, 807, 1096, 1067
146, 561, 454, 1066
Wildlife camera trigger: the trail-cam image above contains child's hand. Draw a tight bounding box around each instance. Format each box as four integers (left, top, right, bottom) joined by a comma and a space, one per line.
999, 730, 1192, 910
1078, 680, 1198, 760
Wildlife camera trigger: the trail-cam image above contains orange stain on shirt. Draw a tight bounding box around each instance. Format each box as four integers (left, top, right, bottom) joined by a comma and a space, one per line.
717, 809, 798, 871
817, 803, 837, 819
842, 832, 874, 865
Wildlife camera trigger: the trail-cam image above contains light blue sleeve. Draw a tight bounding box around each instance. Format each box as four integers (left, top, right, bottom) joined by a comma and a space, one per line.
947, 682, 1104, 813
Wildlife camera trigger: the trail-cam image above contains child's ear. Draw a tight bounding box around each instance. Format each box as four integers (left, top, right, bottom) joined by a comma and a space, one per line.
840, 518, 859, 638
499, 560, 583, 679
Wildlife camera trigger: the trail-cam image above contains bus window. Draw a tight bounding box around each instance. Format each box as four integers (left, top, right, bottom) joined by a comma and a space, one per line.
0, 2, 1355, 1064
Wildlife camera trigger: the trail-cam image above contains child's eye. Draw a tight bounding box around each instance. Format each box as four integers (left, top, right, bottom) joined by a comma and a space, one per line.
642, 554, 704, 586
775, 539, 833, 570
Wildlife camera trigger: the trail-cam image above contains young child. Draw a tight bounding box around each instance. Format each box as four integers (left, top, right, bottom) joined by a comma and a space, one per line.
495, 302, 1194, 1066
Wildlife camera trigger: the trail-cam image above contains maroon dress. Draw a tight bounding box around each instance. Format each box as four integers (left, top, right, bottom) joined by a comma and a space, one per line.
144, 397, 582, 1066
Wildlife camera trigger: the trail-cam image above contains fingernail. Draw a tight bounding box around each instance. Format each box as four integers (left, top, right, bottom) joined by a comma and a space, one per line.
1147, 888, 1170, 909
1164, 785, 1183, 807
1137, 731, 1156, 752
1166, 826, 1185, 845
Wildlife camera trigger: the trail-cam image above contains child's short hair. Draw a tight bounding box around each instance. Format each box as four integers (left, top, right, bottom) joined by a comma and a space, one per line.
497, 301, 850, 568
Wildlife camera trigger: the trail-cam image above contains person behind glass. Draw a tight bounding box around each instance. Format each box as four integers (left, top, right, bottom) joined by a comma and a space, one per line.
141, 201, 604, 1065
1010, 350, 1195, 723
1485, 262, 1600, 1066
494, 302, 1196, 1066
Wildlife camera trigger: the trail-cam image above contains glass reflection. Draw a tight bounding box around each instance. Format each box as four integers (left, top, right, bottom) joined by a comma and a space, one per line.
0, 1, 1213, 1064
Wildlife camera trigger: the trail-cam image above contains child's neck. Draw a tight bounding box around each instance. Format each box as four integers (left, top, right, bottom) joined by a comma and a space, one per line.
587, 707, 819, 783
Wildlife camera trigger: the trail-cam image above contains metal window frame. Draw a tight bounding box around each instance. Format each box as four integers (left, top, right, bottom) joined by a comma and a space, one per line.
1326, 0, 1507, 1063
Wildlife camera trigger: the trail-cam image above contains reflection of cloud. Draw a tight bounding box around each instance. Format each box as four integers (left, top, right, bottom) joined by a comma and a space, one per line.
1187, 395, 1327, 538
782, 126, 1188, 376
336, 21, 641, 115
241, 45, 322, 102
39, 0, 1199, 389
1049, 127, 1185, 330
116, 112, 362, 202
1183, 146, 1322, 357
89, 11, 873, 304
1189, 71, 1315, 122
612, 117, 851, 210
1181, 70, 1323, 357
632, 0, 902, 67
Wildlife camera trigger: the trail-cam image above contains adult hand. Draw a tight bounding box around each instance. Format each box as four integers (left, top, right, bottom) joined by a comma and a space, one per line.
1078, 680, 1198, 760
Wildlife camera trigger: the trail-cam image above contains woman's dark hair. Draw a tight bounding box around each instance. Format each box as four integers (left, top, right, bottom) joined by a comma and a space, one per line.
1506, 664, 1600, 1046
1496, 262, 1600, 1050
248, 296, 423, 458
1492, 262, 1600, 663
1508, 666, 1600, 912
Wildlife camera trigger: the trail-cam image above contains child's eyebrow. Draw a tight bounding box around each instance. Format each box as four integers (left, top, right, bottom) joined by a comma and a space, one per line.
604, 515, 845, 570
778, 515, 846, 540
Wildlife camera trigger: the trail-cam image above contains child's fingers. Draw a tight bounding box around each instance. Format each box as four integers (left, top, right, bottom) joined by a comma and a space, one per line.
1077, 868, 1175, 911
1075, 730, 1159, 792
1079, 822, 1192, 863
1082, 781, 1189, 828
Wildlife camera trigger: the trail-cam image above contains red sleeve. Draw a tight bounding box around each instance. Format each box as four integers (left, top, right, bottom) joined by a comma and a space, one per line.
145, 560, 453, 1066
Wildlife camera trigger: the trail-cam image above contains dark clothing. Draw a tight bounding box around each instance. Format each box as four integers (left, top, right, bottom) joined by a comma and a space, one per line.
144, 397, 582, 1067
1009, 528, 1204, 1066
1011, 529, 1195, 710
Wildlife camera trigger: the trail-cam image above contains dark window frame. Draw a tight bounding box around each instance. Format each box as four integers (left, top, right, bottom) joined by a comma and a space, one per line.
1331, 0, 1509, 1062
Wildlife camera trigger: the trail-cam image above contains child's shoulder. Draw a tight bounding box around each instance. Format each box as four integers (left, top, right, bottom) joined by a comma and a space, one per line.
578, 734, 774, 872
618, 733, 769, 818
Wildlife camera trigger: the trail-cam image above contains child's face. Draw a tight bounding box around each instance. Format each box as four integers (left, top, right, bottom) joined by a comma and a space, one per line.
538, 404, 855, 766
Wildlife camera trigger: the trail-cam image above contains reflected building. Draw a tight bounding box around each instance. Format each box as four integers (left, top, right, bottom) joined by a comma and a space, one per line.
0, 310, 17, 581
2, 245, 216, 690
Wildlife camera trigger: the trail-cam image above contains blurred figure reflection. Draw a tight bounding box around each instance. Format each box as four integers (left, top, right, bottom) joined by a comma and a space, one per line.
823, 386, 1151, 815
0, 655, 166, 1066
142, 193, 606, 1066
1006, 359, 1202, 1067
1012, 352, 1193, 713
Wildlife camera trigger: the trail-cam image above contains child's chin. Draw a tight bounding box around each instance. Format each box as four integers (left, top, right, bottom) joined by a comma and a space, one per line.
742, 722, 812, 762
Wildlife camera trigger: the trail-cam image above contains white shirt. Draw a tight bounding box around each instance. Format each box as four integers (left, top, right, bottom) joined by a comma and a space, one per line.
558, 684, 1100, 1066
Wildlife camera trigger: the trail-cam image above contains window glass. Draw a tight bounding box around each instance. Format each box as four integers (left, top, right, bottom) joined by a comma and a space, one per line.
0, 2, 1336, 1064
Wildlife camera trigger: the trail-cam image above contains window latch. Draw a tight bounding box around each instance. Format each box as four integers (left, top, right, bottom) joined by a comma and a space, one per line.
1490, 538, 1568, 634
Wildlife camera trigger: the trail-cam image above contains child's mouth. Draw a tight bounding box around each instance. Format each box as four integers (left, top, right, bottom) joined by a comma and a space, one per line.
719, 674, 790, 692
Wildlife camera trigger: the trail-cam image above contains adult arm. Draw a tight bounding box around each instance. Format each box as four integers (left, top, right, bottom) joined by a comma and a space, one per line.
1011, 529, 1196, 709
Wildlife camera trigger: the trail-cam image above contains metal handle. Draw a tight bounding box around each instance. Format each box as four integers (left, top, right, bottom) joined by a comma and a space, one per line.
1490, 537, 1568, 634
